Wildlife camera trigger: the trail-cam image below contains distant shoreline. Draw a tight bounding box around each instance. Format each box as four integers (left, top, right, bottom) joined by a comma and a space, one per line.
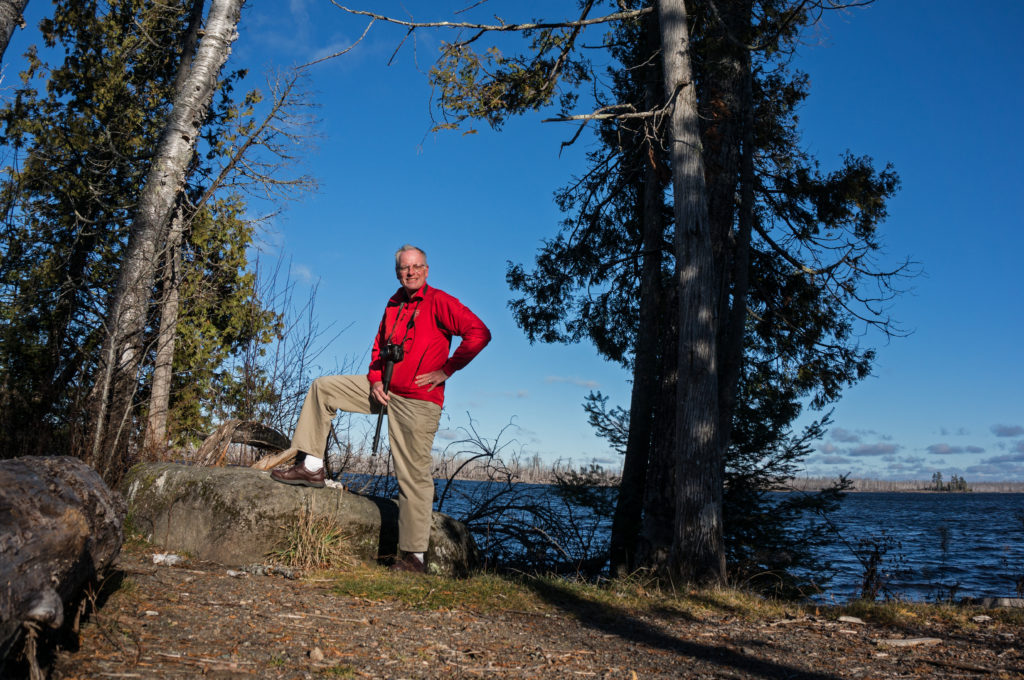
788, 478, 1024, 493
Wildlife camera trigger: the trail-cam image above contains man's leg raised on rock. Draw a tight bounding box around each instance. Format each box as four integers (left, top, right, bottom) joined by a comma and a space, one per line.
291, 375, 376, 456
273, 375, 377, 487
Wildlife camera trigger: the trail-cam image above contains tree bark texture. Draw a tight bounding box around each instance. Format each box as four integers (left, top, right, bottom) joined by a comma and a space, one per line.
637, 283, 679, 570
609, 10, 667, 577
142, 211, 185, 457
716, 46, 755, 446
142, 0, 206, 458
656, 0, 726, 585
0, 456, 126, 651
0, 0, 28, 63
89, 0, 244, 480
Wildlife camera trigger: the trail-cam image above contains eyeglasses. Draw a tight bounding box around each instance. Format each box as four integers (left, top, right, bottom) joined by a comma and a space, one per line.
397, 264, 427, 273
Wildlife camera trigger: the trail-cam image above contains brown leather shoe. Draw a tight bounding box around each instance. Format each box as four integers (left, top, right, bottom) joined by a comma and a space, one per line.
389, 553, 426, 574
270, 463, 325, 488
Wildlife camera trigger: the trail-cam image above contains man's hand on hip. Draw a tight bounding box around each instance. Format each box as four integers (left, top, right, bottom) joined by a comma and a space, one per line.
415, 370, 449, 391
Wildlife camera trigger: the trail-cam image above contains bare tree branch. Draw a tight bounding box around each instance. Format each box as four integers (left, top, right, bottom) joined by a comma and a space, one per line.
329, 2, 652, 34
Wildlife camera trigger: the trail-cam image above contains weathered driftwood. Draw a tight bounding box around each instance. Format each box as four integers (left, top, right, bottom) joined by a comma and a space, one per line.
196, 419, 291, 467
249, 447, 298, 471
122, 462, 479, 577
0, 456, 126, 650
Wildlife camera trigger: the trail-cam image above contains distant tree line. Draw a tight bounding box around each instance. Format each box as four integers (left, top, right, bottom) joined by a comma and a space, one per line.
790, 476, 1022, 493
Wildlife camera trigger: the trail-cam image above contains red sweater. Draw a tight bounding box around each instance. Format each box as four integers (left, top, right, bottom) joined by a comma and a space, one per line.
367, 284, 491, 407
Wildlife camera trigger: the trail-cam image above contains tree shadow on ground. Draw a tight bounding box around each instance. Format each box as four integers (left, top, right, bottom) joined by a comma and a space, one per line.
525, 578, 844, 680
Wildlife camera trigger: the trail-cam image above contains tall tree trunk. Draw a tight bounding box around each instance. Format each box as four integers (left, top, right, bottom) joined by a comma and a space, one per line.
141, 0, 205, 459
656, 0, 725, 585
142, 210, 185, 458
716, 46, 755, 446
609, 10, 666, 577
637, 281, 678, 570
0, 0, 28, 62
88, 0, 244, 481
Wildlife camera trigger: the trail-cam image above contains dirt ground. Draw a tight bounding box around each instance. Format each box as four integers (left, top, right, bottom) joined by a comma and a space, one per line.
28, 542, 1024, 679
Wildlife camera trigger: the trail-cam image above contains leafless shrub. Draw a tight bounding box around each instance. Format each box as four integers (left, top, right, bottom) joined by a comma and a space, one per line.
332, 417, 617, 576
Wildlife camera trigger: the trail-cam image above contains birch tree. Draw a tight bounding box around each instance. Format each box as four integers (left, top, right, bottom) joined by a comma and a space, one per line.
143, 69, 317, 455
89, 0, 245, 478
0, 0, 28, 62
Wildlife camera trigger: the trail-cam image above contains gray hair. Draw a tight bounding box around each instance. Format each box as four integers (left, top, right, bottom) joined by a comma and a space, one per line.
394, 244, 427, 270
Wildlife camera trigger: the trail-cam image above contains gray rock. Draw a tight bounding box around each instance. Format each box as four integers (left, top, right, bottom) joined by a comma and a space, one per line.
121, 462, 479, 577
980, 597, 1024, 609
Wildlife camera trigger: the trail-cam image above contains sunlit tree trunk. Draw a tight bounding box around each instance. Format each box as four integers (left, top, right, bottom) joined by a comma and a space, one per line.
141, 0, 205, 459
0, 0, 28, 62
657, 0, 725, 585
89, 0, 243, 480
143, 210, 185, 458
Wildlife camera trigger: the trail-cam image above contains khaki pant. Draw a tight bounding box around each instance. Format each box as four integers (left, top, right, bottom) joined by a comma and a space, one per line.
291, 375, 441, 553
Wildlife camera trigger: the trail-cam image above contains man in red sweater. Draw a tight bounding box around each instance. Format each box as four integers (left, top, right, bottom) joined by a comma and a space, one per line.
270, 245, 491, 573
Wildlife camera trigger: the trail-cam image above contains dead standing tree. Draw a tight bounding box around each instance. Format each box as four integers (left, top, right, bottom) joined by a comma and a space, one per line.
88, 0, 245, 482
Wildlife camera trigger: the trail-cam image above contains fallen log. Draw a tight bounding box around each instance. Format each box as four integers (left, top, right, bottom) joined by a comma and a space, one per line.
196, 419, 291, 467
0, 456, 126, 655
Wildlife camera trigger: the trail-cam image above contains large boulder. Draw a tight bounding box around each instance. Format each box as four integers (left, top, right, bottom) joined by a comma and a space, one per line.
121, 462, 479, 577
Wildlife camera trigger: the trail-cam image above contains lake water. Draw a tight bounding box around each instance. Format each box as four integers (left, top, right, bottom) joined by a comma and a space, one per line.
809, 492, 1024, 602
347, 473, 1024, 602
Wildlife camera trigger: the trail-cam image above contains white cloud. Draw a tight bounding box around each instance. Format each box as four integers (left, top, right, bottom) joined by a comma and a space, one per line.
927, 443, 962, 455
982, 452, 1024, 465
291, 263, 315, 284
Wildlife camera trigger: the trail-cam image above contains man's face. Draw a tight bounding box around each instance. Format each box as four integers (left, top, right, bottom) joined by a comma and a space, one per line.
396, 250, 429, 294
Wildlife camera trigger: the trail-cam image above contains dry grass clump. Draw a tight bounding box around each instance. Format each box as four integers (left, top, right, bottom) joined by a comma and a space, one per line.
838, 597, 1024, 629
269, 510, 358, 570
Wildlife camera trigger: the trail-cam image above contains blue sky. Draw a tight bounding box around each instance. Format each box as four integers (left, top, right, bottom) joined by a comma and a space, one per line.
6, 1, 1021, 481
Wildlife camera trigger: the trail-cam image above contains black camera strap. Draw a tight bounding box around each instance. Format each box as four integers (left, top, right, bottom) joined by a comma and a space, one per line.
385, 299, 419, 349
373, 297, 421, 455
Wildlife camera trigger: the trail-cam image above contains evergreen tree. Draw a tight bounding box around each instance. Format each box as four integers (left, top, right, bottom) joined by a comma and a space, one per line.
342, 0, 911, 585
0, 0, 287, 480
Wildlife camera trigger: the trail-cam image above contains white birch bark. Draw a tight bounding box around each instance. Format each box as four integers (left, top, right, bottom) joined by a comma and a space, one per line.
90, 0, 244, 474
0, 0, 28, 63
656, 0, 726, 584
141, 0, 205, 458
